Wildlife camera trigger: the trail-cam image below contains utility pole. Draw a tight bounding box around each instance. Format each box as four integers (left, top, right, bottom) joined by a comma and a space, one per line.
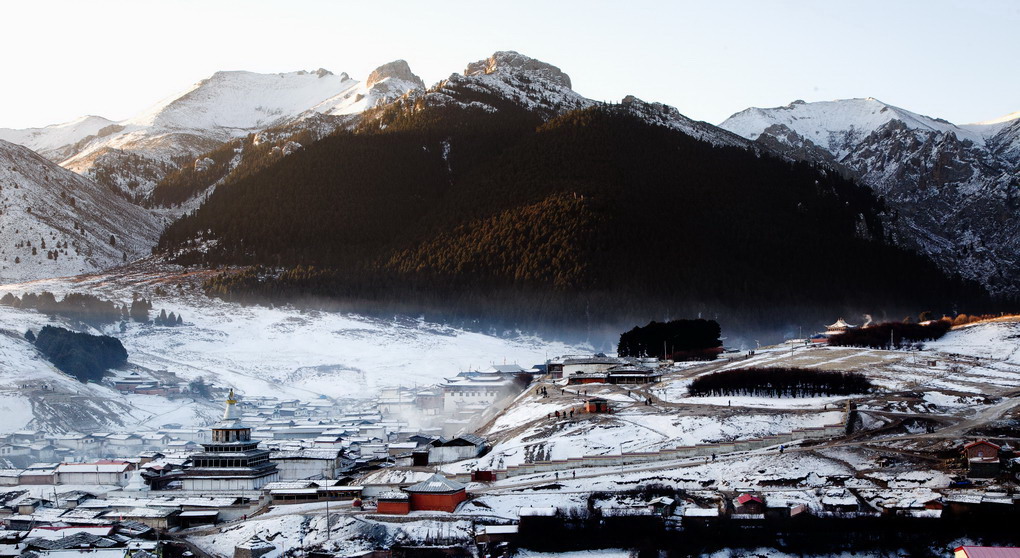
324, 465, 333, 540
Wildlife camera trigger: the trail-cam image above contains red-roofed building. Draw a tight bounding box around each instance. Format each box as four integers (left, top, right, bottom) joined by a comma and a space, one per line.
734, 493, 765, 515
954, 546, 1020, 558
963, 440, 1001, 478
963, 440, 1000, 461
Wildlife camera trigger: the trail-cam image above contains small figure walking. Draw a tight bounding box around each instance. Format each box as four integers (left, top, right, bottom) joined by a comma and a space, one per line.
779, 445, 785, 454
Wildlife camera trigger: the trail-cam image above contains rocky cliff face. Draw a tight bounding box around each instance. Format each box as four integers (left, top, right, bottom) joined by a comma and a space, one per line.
721, 98, 1020, 296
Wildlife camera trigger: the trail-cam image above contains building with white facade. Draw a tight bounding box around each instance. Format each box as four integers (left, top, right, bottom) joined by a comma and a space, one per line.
441, 373, 514, 413
270, 448, 350, 481
55, 461, 133, 486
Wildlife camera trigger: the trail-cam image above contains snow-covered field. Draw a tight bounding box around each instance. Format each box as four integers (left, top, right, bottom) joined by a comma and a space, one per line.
458, 375, 845, 471
190, 505, 474, 558
0, 267, 586, 431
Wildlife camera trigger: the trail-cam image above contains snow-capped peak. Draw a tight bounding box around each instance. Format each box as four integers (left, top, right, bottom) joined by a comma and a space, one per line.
367, 60, 424, 90
0, 115, 117, 156
307, 60, 424, 117
464, 51, 573, 89
970, 110, 1020, 127
123, 69, 359, 131
720, 97, 983, 158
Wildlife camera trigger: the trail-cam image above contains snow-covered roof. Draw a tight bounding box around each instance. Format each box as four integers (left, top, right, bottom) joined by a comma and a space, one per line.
827, 318, 854, 330
105, 507, 176, 518
683, 507, 719, 517
519, 506, 557, 517
270, 449, 341, 460
56, 463, 130, 474
479, 525, 518, 535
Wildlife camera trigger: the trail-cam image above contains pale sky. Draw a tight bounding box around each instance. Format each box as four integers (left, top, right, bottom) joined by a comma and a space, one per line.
1, 0, 1016, 130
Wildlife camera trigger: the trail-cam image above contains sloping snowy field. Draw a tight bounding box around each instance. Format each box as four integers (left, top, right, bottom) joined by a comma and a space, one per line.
0, 268, 585, 430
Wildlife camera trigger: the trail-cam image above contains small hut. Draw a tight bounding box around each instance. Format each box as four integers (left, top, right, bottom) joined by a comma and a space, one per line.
584, 397, 609, 413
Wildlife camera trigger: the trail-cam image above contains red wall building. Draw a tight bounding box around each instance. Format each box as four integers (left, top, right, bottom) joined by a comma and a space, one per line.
377, 492, 411, 515
404, 474, 467, 513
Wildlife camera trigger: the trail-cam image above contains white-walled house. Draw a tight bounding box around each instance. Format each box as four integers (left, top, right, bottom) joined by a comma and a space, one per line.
442, 373, 514, 413
271, 448, 350, 480
56, 461, 133, 486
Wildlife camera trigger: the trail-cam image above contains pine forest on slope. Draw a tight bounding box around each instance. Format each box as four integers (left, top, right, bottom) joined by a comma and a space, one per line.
0, 51, 1014, 341
156, 96, 993, 338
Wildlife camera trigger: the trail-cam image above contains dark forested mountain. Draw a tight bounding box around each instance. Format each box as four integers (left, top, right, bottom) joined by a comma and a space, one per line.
155, 54, 994, 340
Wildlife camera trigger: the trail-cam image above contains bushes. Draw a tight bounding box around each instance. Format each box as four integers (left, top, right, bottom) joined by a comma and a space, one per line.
828, 320, 952, 349
688, 367, 871, 397
32, 325, 127, 383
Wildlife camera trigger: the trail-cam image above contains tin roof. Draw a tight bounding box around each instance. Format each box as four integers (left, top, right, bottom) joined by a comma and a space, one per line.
403, 474, 466, 494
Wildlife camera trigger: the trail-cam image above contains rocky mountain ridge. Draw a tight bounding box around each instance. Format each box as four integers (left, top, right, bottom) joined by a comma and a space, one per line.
0, 63, 427, 201
721, 98, 1020, 296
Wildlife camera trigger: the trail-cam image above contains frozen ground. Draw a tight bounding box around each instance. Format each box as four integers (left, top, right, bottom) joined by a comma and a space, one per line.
189, 505, 473, 558
0, 266, 586, 431
453, 375, 844, 471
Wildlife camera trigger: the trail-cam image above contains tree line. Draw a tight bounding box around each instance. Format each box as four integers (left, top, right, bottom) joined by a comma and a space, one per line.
688, 367, 872, 397
618, 319, 723, 360
828, 320, 952, 349
1, 291, 183, 327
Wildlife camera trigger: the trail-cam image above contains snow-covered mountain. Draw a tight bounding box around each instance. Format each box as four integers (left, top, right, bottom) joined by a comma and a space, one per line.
0, 63, 426, 200
721, 98, 1020, 296
0, 115, 118, 162
395, 51, 748, 149
0, 139, 160, 283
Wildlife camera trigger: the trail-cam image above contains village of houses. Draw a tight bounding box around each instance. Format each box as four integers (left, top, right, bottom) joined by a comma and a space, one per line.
3, 318, 1020, 557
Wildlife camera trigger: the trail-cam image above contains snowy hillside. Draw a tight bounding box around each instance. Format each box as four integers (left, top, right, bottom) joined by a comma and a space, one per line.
0, 266, 586, 432
0, 115, 117, 160
0, 64, 426, 200
0, 139, 160, 283
405, 51, 745, 148
720, 99, 1020, 296
722, 98, 982, 158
